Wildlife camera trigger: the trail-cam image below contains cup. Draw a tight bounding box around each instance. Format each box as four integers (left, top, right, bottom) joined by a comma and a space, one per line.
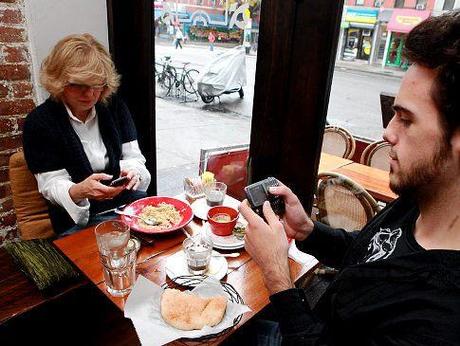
207, 206, 239, 236
204, 181, 227, 207
183, 176, 205, 202
95, 221, 137, 297
183, 236, 213, 275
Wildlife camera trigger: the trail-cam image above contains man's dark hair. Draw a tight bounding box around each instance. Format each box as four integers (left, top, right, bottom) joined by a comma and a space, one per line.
404, 10, 460, 138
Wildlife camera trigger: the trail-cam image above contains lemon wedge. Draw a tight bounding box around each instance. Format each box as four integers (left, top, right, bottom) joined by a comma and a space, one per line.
201, 171, 215, 184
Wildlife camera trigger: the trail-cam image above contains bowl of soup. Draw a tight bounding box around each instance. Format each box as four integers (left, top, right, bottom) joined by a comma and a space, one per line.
207, 206, 239, 236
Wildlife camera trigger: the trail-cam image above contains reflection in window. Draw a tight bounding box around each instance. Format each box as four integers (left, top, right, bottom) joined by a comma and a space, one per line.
394, 0, 405, 8
443, 0, 455, 10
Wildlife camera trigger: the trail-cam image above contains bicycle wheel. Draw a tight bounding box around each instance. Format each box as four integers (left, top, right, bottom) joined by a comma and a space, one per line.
201, 95, 214, 103
183, 69, 199, 94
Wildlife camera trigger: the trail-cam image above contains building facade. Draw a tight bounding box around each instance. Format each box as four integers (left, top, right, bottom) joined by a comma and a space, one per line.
337, 0, 445, 69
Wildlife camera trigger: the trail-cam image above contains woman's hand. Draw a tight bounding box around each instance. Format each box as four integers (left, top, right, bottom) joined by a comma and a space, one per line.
268, 181, 315, 241
120, 169, 141, 190
239, 200, 293, 295
69, 173, 125, 202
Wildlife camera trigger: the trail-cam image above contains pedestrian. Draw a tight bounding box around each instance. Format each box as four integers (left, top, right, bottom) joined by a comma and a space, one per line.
208, 31, 216, 51
175, 27, 184, 49
239, 10, 460, 345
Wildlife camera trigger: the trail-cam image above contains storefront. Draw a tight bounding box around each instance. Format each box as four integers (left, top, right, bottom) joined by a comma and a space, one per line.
340, 7, 378, 62
384, 9, 430, 69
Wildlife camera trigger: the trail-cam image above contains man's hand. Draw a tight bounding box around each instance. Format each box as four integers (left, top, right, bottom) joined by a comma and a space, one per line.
69, 173, 125, 202
121, 169, 141, 190
239, 200, 294, 295
269, 182, 314, 241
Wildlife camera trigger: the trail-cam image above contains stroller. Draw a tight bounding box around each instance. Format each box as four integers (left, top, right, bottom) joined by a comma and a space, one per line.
196, 46, 247, 104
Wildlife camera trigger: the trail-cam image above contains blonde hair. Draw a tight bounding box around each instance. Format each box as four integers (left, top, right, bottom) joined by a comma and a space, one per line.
40, 33, 120, 102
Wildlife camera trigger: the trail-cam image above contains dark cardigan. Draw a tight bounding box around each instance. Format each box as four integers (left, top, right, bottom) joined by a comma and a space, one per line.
23, 95, 138, 233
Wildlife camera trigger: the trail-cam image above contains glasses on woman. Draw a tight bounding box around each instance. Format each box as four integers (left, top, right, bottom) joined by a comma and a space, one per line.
66, 83, 107, 93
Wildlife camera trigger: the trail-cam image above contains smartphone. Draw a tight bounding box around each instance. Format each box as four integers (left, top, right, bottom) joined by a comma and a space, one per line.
109, 176, 130, 187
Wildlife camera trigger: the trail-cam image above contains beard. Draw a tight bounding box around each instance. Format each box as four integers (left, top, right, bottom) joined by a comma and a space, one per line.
389, 141, 451, 197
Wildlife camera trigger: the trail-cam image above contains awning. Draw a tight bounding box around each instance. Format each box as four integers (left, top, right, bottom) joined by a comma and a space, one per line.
345, 7, 379, 24
387, 9, 430, 33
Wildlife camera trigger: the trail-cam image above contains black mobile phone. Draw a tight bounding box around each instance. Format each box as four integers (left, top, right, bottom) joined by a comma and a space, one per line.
244, 177, 285, 218
109, 176, 130, 187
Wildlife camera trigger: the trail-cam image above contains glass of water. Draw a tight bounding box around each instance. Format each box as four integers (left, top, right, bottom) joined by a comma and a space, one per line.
94, 220, 137, 297
183, 235, 213, 275
204, 181, 227, 207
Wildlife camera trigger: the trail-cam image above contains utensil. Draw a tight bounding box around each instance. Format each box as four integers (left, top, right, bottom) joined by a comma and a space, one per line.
94, 204, 127, 216
114, 210, 159, 226
212, 252, 240, 258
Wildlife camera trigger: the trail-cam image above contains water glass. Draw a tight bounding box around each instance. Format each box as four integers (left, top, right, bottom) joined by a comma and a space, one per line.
95, 221, 137, 297
204, 181, 227, 207
183, 236, 213, 275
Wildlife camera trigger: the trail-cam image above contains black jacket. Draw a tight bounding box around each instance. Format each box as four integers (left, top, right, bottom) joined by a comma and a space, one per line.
270, 197, 460, 345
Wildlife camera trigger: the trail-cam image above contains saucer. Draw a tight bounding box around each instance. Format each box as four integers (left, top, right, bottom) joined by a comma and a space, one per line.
165, 250, 228, 286
191, 196, 241, 220
204, 222, 245, 250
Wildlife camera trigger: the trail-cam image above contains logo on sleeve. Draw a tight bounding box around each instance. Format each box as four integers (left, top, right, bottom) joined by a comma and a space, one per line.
364, 227, 403, 263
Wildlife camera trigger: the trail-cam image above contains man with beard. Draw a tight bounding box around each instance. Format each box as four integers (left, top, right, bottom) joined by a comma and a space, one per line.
239, 10, 460, 346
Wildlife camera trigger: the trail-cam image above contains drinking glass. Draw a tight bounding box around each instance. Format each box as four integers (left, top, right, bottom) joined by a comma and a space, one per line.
183, 236, 213, 275
204, 181, 227, 207
94, 220, 137, 297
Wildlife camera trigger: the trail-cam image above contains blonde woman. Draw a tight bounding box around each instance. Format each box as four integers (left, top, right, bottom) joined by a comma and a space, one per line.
23, 33, 151, 235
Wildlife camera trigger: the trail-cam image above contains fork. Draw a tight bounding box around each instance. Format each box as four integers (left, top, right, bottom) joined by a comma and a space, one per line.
114, 210, 159, 226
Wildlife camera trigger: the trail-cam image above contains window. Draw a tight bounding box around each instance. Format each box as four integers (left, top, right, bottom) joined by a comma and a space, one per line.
394, 0, 405, 8
374, 0, 384, 7
355, 0, 365, 5
415, 0, 427, 9
443, 0, 455, 10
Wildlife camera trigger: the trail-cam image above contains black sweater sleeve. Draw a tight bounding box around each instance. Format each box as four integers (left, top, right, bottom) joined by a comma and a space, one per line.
297, 222, 360, 268
270, 288, 328, 345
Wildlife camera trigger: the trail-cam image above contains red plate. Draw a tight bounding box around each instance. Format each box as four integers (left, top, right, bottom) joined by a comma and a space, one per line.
120, 196, 193, 234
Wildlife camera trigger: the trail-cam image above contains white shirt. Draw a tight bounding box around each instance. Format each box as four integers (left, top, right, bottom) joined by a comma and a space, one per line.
35, 105, 151, 227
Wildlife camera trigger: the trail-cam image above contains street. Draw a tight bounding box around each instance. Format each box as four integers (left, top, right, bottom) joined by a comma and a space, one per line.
155, 42, 401, 195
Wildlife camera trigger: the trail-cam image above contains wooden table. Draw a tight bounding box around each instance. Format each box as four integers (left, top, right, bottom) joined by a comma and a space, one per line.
318, 153, 353, 172
53, 219, 316, 345
334, 163, 397, 202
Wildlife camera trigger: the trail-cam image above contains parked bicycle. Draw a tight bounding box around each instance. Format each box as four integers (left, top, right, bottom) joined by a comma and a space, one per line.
155, 57, 199, 102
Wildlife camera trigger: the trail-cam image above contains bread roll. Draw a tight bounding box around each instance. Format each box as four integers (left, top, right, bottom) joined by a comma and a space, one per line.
161, 288, 227, 330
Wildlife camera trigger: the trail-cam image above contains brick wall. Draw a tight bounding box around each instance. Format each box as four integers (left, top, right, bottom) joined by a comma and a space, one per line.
0, 0, 35, 245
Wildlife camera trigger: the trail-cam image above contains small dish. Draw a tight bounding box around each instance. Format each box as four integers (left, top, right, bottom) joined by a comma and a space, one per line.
191, 196, 240, 220
207, 206, 239, 236
204, 222, 245, 250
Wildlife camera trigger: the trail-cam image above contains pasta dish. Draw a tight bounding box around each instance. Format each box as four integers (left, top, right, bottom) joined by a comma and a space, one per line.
138, 203, 181, 229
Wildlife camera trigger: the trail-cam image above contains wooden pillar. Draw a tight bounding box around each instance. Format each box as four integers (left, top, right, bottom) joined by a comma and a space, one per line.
106, 0, 157, 195
249, 0, 344, 211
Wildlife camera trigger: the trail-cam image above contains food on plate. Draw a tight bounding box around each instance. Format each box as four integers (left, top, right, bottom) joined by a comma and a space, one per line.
232, 222, 246, 240
138, 203, 181, 229
211, 212, 232, 223
161, 288, 227, 330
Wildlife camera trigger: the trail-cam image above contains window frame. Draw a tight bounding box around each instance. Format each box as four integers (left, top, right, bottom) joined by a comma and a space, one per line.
106, 0, 344, 210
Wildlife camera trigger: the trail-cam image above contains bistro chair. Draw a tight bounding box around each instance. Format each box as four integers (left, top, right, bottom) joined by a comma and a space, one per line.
9, 151, 55, 239
316, 171, 380, 231
199, 144, 250, 201
360, 140, 391, 172
321, 125, 356, 159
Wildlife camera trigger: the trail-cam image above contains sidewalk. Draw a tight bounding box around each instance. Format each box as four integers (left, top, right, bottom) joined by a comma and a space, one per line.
335, 59, 405, 79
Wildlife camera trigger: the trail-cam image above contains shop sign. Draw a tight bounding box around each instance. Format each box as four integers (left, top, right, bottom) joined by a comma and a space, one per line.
345, 8, 378, 24
387, 9, 430, 33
